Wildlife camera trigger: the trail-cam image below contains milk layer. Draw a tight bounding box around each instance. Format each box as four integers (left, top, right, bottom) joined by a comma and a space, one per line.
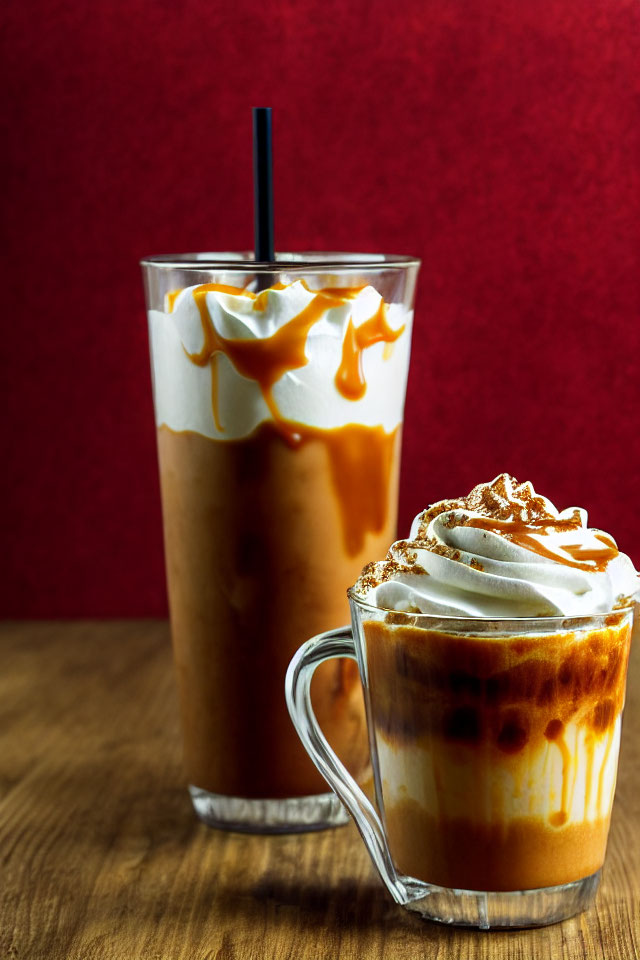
376, 717, 621, 827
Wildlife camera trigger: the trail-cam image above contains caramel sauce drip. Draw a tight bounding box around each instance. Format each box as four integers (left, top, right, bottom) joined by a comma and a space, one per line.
584, 733, 595, 813
208, 353, 223, 432
317, 424, 398, 556
335, 299, 404, 401
563, 535, 619, 565
181, 285, 344, 442
596, 732, 615, 814
465, 516, 619, 572
545, 719, 571, 825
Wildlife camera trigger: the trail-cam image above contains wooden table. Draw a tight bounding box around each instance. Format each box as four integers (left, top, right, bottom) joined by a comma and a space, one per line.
1, 621, 638, 960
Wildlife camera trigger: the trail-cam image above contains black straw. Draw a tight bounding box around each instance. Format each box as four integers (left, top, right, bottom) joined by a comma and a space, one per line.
253, 107, 274, 263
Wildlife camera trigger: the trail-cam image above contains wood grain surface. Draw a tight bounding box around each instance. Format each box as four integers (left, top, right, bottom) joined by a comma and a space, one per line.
0, 621, 638, 960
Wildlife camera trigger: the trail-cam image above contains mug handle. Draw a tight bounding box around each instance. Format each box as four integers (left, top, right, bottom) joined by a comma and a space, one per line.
285, 626, 408, 905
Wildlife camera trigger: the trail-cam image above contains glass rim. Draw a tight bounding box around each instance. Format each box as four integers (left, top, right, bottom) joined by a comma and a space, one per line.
140, 251, 421, 272
346, 587, 635, 627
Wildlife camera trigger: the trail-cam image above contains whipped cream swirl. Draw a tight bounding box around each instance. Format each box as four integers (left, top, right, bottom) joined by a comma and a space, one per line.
354, 474, 639, 617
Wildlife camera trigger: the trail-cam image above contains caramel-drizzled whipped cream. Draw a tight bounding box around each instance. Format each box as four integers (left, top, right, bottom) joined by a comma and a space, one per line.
354, 474, 639, 617
149, 279, 412, 439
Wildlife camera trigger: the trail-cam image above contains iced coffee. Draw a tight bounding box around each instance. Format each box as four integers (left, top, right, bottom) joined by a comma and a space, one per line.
354, 474, 639, 891
142, 253, 419, 830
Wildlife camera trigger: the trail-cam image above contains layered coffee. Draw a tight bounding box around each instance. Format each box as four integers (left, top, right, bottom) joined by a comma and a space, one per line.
354, 474, 639, 891
147, 269, 415, 801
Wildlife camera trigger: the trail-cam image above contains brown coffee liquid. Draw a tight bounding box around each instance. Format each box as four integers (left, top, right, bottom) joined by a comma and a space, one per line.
157, 421, 401, 797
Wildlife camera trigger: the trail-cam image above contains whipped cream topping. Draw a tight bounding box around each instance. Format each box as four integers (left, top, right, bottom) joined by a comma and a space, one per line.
355, 474, 640, 617
149, 280, 412, 439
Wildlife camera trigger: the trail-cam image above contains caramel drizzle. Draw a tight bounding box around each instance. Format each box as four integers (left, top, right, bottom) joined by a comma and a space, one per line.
584, 733, 595, 815
596, 731, 615, 815
169, 281, 403, 441
465, 517, 619, 572
196, 287, 345, 441
320, 423, 398, 555
335, 299, 405, 401
545, 719, 571, 826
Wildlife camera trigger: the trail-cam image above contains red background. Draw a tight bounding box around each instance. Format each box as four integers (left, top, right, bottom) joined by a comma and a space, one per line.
3, 0, 639, 617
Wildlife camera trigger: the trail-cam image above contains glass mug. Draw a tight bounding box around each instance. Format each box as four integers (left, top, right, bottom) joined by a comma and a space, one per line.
285, 592, 633, 928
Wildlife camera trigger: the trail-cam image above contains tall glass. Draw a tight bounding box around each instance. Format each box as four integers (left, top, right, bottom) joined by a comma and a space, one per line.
141, 253, 420, 832
286, 596, 633, 926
